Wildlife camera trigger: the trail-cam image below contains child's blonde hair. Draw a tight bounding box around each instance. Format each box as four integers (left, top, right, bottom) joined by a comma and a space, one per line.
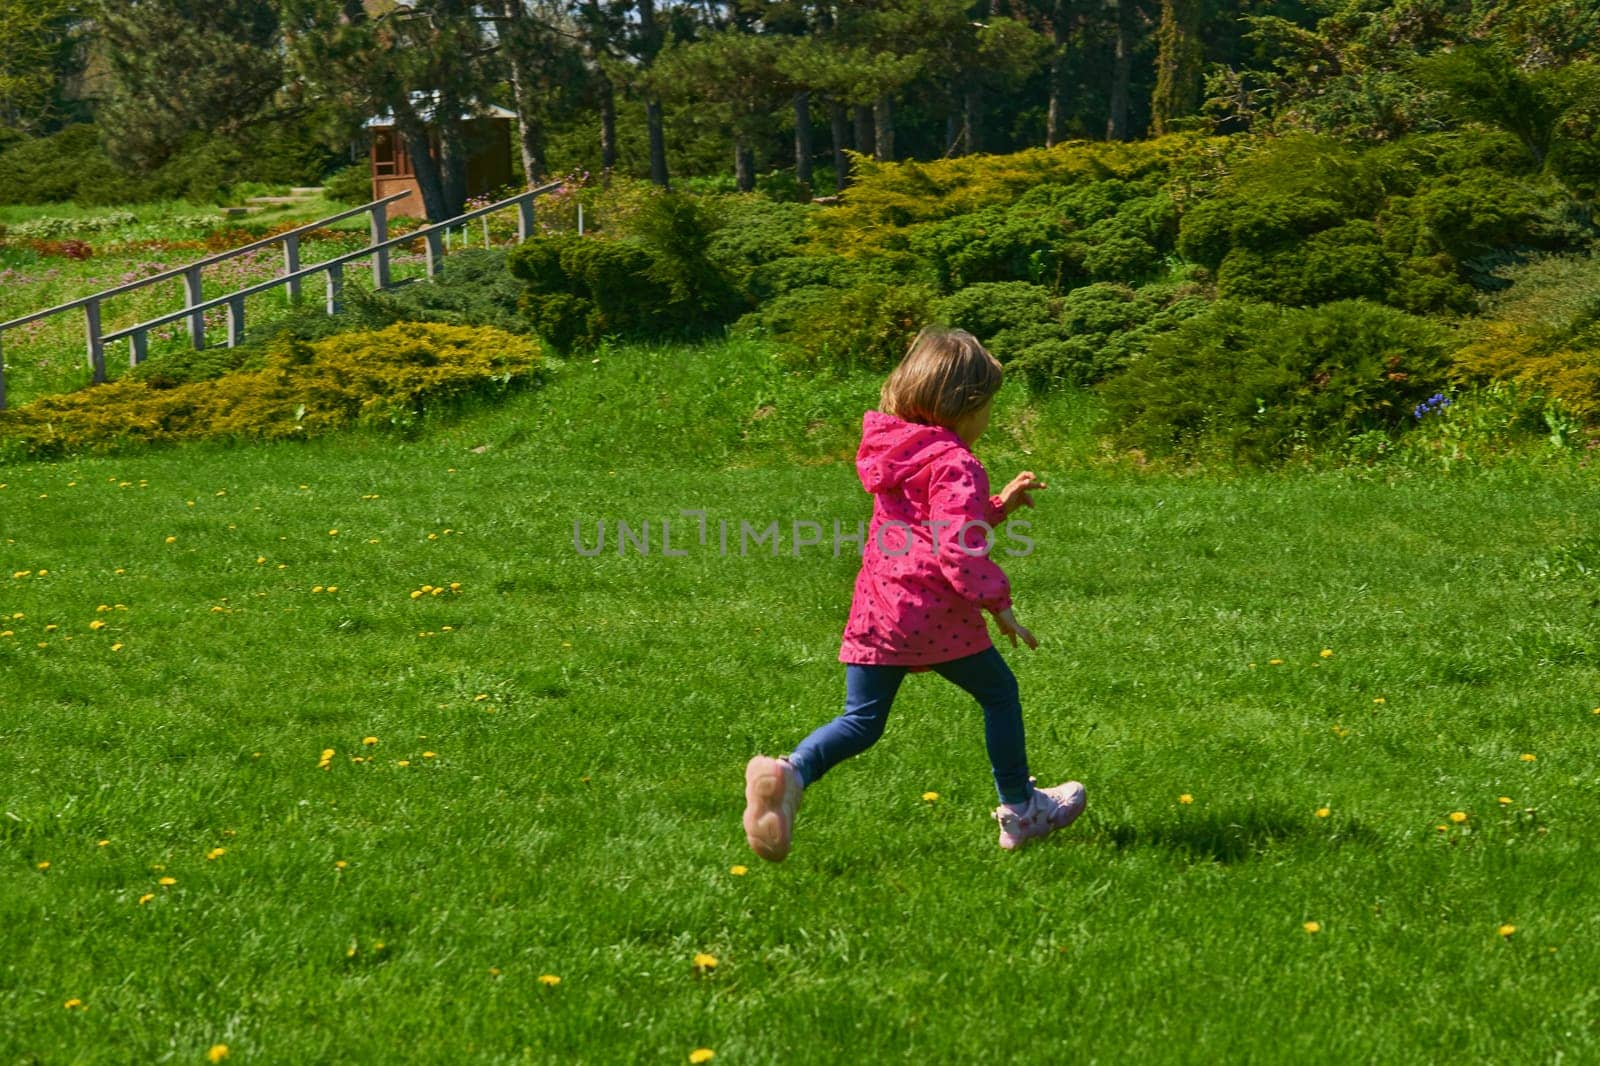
879, 327, 1003, 428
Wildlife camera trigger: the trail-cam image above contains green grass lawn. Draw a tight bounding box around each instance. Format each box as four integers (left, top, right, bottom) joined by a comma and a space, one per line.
2, 341, 1598, 1063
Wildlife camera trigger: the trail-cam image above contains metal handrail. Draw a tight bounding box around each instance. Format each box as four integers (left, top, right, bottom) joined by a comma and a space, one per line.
0, 192, 413, 332
100, 182, 562, 362
0, 182, 564, 411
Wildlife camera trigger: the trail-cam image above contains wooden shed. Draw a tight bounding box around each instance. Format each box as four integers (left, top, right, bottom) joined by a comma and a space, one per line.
365, 98, 516, 220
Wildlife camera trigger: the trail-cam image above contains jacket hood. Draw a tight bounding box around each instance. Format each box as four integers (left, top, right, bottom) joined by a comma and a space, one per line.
855, 410, 965, 493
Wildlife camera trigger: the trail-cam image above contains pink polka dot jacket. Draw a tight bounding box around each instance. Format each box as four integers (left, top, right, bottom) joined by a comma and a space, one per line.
839, 410, 1013, 670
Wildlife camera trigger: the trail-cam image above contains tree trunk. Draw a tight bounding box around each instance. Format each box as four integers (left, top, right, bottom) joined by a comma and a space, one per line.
962, 86, 982, 155
829, 100, 850, 191
946, 110, 961, 156
435, 88, 470, 217
793, 90, 813, 193
1106, 0, 1134, 140
1151, 0, 1203, 135
734, 131, 755, 192
873, 94, 893, 161
853, 104, 874, 160
646, 98, 669, 188
598, 74, 617, 180
500, 0, 546, 183
1046, 0, 1070, 146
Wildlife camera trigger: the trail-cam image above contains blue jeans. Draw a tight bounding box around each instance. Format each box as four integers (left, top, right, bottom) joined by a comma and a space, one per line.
786, 646, 1032, 805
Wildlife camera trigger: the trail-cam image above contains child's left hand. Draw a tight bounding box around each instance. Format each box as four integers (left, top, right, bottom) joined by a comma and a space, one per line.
997, 471, 1046, 516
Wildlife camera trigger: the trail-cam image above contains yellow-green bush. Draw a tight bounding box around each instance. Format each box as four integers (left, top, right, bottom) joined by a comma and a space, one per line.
1451, 254, 1600, 421
0, 322, 540, 457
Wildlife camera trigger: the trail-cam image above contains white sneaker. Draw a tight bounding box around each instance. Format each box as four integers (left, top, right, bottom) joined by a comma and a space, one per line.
743, 755, 804, 862
994, 778, 1086, 851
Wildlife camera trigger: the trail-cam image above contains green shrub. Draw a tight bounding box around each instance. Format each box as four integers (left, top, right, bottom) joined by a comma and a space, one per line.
734, 281, 937, 372
324, 164, 373, 205
1216, 220, 1394, 306
0, 323, 540, 456
508, 193, 742, 352
1100, 299, 1453, 463
936, 281, 1058, 341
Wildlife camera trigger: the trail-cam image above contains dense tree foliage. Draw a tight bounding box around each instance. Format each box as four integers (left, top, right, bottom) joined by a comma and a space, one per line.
3, 0, 1592, 208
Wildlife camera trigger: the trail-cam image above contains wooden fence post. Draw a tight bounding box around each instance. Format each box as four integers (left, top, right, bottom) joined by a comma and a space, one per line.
517, 197, 534, 241
370, 202, 391, 290
424, 229, 444, 278
130, 330, 148, 366
226, 297, 246, 348
326, 264, 344, 315
85, 298, 106, 384
183, 266, 205, 350
284, 234, 302, 303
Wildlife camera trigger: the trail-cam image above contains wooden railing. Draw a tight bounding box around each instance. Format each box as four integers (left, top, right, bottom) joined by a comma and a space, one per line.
0, 182, 561, 411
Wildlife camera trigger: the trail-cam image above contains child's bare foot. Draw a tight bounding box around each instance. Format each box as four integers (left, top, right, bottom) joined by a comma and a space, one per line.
743, 755, 804, 862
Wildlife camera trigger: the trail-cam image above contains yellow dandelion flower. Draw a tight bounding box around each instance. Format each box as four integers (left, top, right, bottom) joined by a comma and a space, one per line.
689, 1050, 715, 1064
1449, 811, 1468, 824
1499, 796, 1512, 805
363, 736, 378, 746
37, 568, 47, 575
89, 619, 106, 630
922, 791, 939, 802
474, 694, 489, 701
538, 974, 561, 986
206, 848, 226, 860
1498, 924, 1517, 937
36, 861, 50, 870
207, 1044, 230, 1063
1315, 807, 1330, 818
1303, 921, 1320, 934
96, 604, 110, 612
335, 860, 348, 870
1268, 658, 1284, 665
97, 840, 109, 847
1, 631, 12, 639
430, 587, 443, 596
158, 876, 176, 886
1520, 753, 1537, 762
328, 529, 338, 536
327, 586, 338, 593
440, 625, 453, 632
1320, 648, 1333, 658
137, 893, 154, 905
1373, 697, 1386, 704
165, 536, 176, 544
397, 760, 410, 767
427, 533, 438, 541
1436, 824, 1449, 832
409, 589, 423, 599
449, 582, 461, 591
311, 586, 324, 594
63, 998, 82, 1009
729, 865, 748, 876
422, 751, 436, 759
693, 953, 718, 971
1179, 794, 1193, 804
489, 967, 502, 976
111, 643, 124, 652
44, 623, 57, 632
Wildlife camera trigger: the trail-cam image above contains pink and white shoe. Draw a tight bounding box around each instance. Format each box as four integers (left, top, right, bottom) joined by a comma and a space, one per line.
744, 755, 804, 862
994, 777, 1086, 850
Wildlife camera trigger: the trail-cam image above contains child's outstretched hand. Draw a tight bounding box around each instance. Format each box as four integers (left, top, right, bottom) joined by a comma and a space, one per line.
997, 471, 1046, 516
992, 607, 1039, 650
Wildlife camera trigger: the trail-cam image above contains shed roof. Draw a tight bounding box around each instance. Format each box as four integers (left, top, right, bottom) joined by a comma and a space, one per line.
365, 92, 516, 128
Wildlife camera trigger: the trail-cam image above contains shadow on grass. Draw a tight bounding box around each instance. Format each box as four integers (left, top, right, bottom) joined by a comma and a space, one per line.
1097, 809, 1384, 864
